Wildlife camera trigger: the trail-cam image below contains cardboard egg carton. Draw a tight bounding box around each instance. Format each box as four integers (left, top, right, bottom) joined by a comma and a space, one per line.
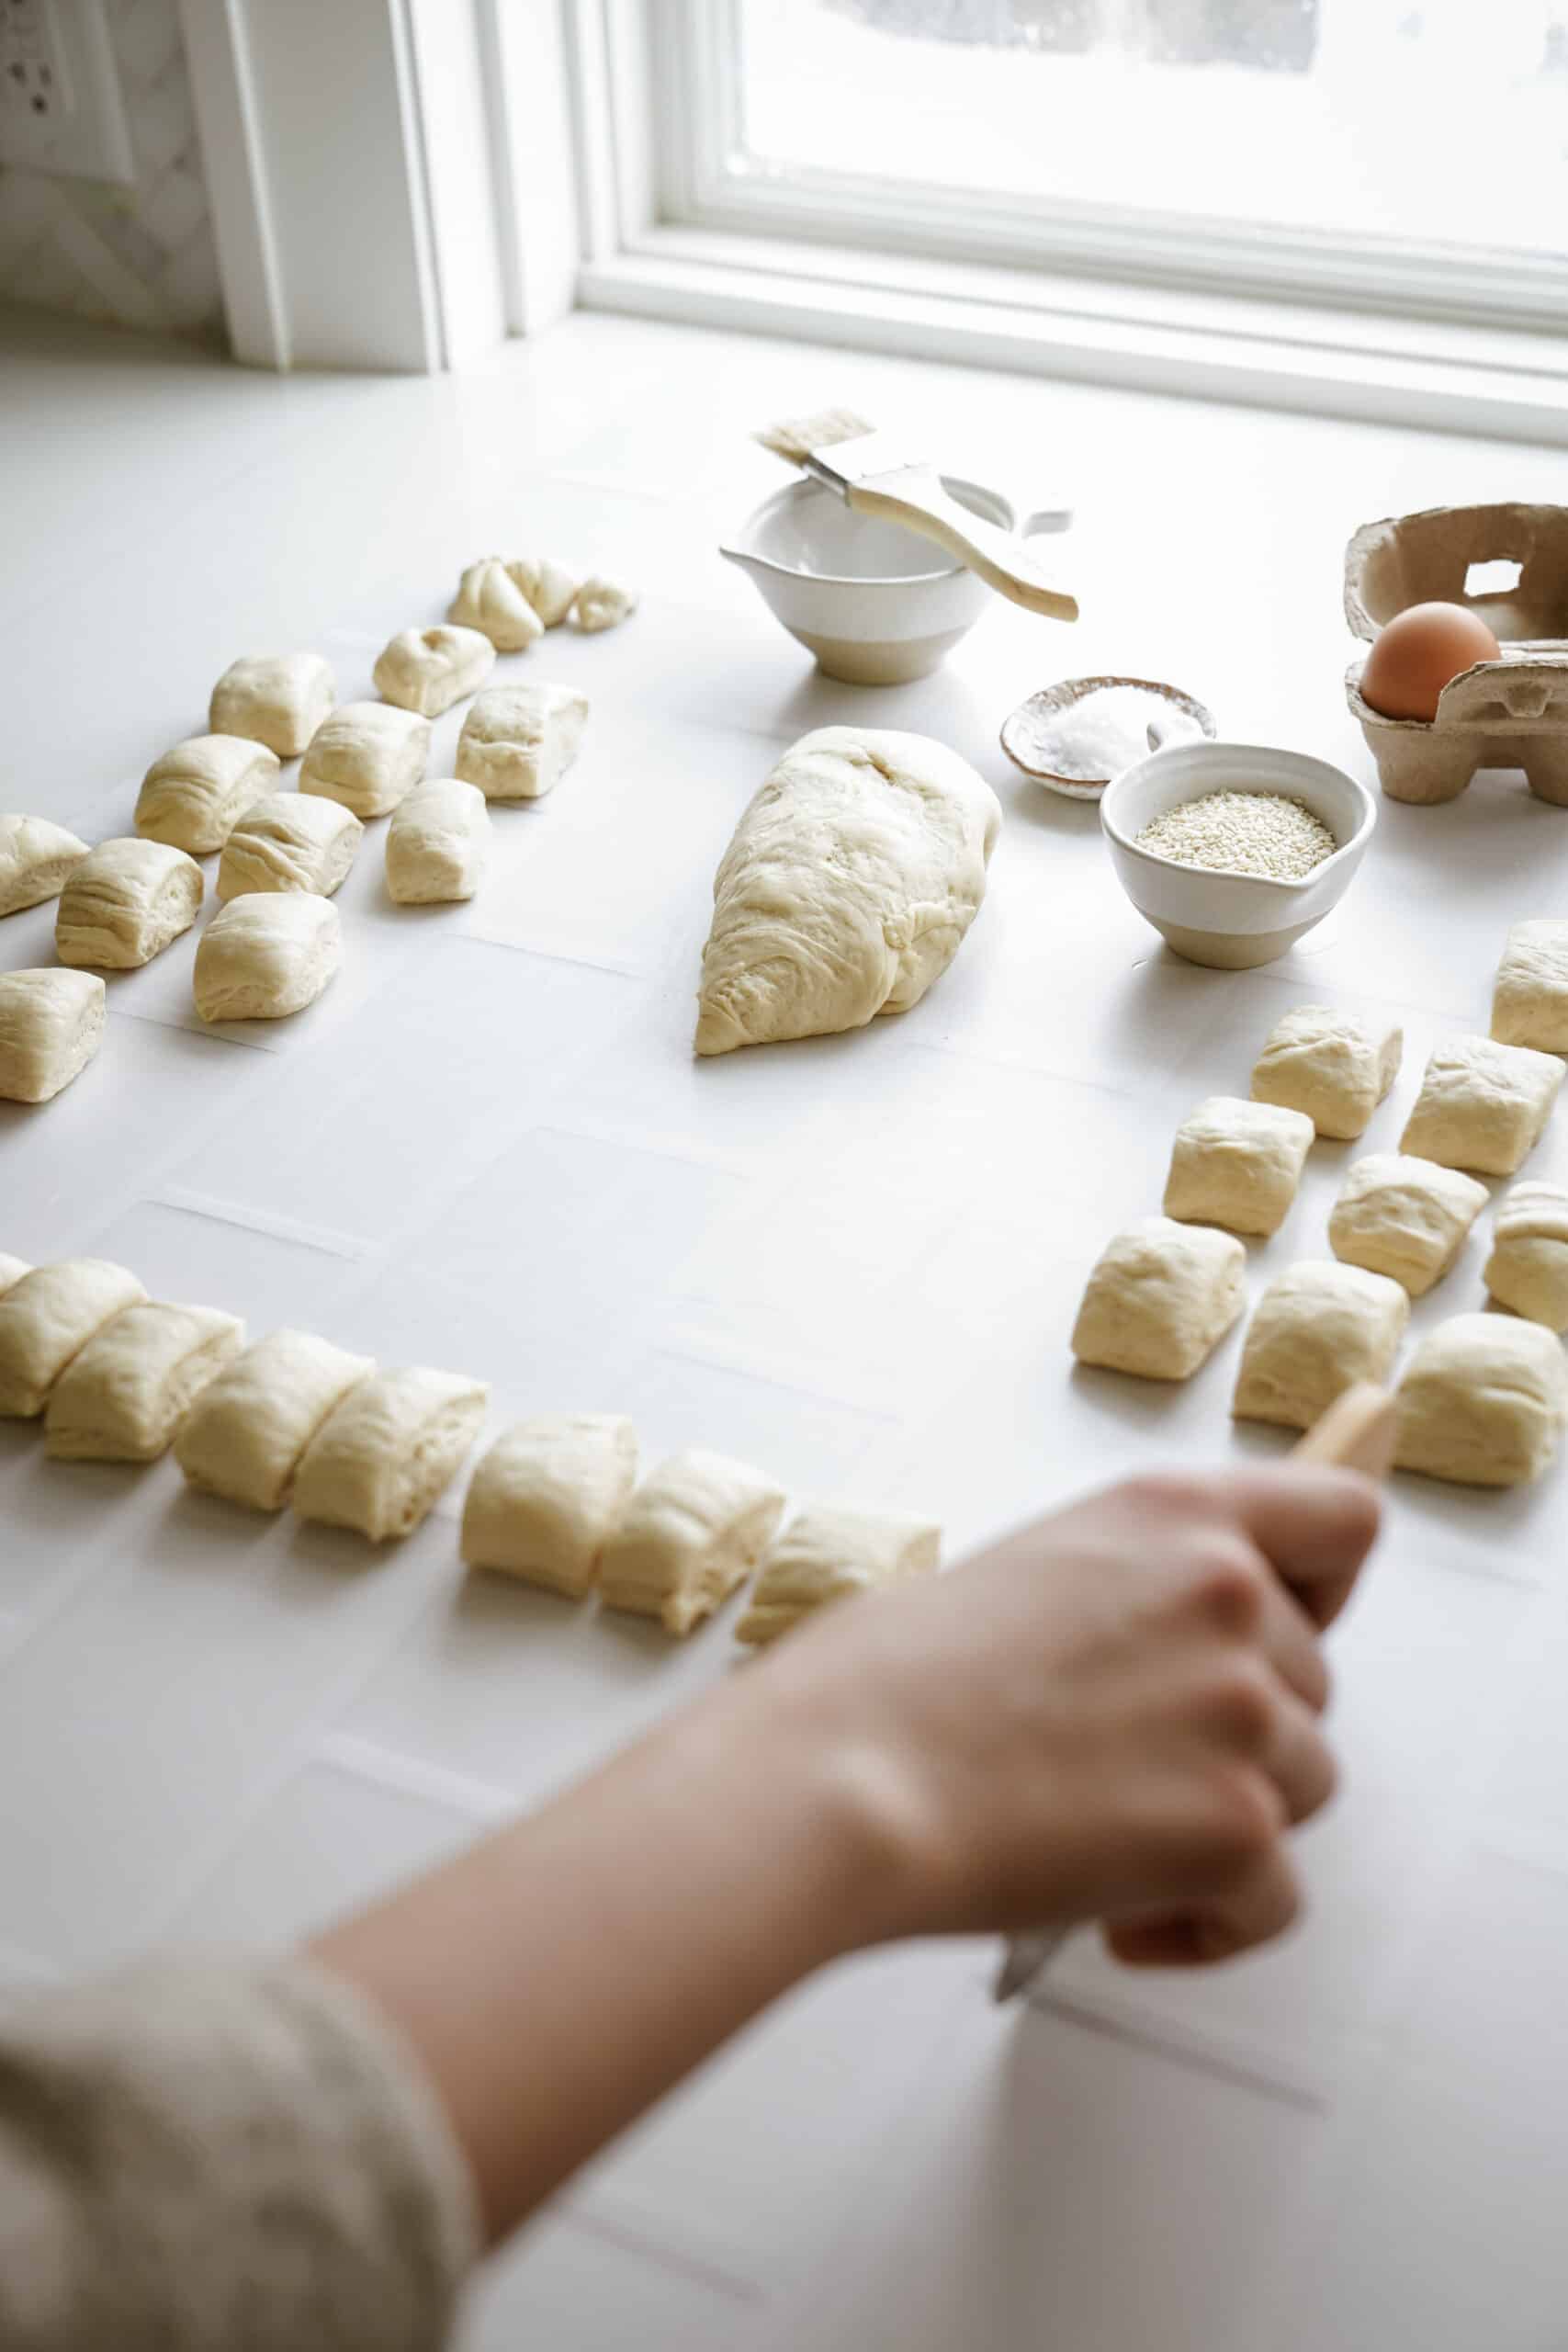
1344, 502, 1568, 805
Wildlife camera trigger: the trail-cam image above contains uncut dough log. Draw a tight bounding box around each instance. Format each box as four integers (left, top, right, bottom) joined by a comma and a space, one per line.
455, 684, 590, 801
0, 814, 89, 918
1394, 1313, 1568, 1487
373, 626, 494, 718
216, 793, 362, 902
209, 653, 335, 758
1491, 920, 1568, 1055
1072, 1216, 1247, 1382
1327, 1152, 1488, 1297
1483, 1180, 1568, 1331
1401, 1035, 1562, 1177
0, 1259, 147, 1418
385, 779, 490, 904
695, 727, 1001, 1056
447, 557, 544, 652
299, 702, 430, 820
735, 1505, 941, 1646
598, 1448, 787, 1635
0, 1256, 30, 1296
293, 1366, 489, 1542
175, 1328, 374, 1510
135, 735, 280, 854
1233, 1260, 1408, 1431
0, 968, 105, 1102
1164, 1096, 1314, 1238
44, 1302, 244, 1462
55, 838, 203, 968
1249, 1004, 1403, 1141
193, 893, 342, 1022
460, 1413, 638, 1597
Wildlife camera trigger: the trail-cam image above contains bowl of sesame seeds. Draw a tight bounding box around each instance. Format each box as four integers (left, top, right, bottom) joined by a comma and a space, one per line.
1100, 741, 1376, 970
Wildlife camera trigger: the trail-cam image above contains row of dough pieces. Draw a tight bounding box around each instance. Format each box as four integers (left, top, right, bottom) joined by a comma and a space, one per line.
1073, 980, 1568, 1488
0, 1253, 939, 1648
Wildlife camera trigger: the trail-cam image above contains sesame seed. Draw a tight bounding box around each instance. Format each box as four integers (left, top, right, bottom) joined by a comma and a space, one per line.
1134, 790, 1337, 880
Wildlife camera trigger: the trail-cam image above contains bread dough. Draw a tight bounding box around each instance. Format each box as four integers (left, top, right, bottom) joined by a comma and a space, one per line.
209, 653, 335, 758
1401, 1035, 1563, 1176
1483, 1180, 1568, 1331
735, 1506, 941, 1646
0, 814, 89, 918
1249, 1004, 1403, 1140
598, 1448, 787, 1635
0, 1256, 30, 1297
299, 702, 430, 820
216, 793, 362, 902
1491, 921, 1568, 1055
0, 1258, 147, 1418
1072, 1216, 1247, 1382
385, 779, 490, 904
460, 1413, 638, 1596
447, 557, 545, 652
135, 735, 280, 854
1164, 1096, 1314, 1237
44, 1302, 245, 1462
175, 1328, 374, 1510
695, 727, 1001, 1056
1394, 1312, 1568, 1487
373, 626, 495, 718
55, 838, 203, 968
455, 684, 590, 801
292, 1365, 489, 1541
193, 893, 342, 1022
1328, 1151, 1489, 1296
0, 969, 105, 1102
508, 556, 579, 629
572, 577, 638, 632
1233, 1259, 1408, 1430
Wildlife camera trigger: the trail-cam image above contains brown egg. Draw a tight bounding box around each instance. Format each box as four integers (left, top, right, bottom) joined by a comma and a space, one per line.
1360, 601, 1503, 723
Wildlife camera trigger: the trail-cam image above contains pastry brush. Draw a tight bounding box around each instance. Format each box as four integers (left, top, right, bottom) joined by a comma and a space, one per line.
755, 409, 1079, 626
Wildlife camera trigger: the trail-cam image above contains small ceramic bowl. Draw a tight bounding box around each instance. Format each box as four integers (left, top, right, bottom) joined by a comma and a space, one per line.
1001, 674, 1216, 799
720, 477, 1071, 686
1100, 741, 1376, 970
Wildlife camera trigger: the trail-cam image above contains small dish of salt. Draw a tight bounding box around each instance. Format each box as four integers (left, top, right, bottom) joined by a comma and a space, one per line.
1000, 674, 1216, 799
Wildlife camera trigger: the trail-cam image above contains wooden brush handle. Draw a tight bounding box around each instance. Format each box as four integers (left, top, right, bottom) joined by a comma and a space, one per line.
845, 468, 1079, 624
1291, 1384, 1396, 1481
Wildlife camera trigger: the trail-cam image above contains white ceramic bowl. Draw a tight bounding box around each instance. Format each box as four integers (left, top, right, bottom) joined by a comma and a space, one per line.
1100, 741, 1376, 970
720, 476, 1071, 685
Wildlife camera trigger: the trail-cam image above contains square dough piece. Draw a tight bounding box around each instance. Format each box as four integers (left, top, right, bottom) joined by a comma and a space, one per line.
55, 838, 203, 969
1491, 921, 1568, 1056
135, 735, 280, 854
0, 969, 105, 1102
1163, 1096, 1314, 1238
461, 1413, 638, 1598
455, 684, 590, 802
299, 702, 431, 820
1400, 1035, 1563, 1177
0, 1256, 31, 1297
193, 893, 342, 1022
175, 1329, 374, 1511
0, 814, 90, 918
1232, 1259, 1408, 1431
1327, 1152, 1489, 1297
373, 626, 495, 718
1072, 1216, 1247, 1382
598, 1448, 787, 1636
385, 779, 490, 904
1483, 1180, 1568, 1332
1249, 1004, 1403, 1141
735, 1506, 941, 1647
0, 1258, 147, 1418
44, 1302, 245, 1462
293, 1366, 489, 1542
571, 577, 638, 633
447, 557, 544, 653
1394, 1313, 1568, 1488
508, 556, 580, 630
209, 653, 335, 759
216, 793, 363, 902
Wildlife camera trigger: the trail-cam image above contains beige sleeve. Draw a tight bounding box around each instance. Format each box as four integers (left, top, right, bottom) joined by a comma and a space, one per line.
0, 1955, 476, 2352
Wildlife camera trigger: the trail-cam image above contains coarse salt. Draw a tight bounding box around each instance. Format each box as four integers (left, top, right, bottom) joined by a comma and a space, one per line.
1032, 686, 1203, 783
1135, 790, 1337, 880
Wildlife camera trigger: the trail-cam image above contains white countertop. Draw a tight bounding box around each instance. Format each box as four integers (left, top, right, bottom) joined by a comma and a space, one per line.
5, 300, 1568, 2350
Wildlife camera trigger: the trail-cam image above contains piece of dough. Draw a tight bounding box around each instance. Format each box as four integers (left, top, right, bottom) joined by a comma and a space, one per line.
460, 1413, 638, 1597
216, 792, 362, 902
1072, 1216, 1247, 1382
209, 653, 335, 759
0, 1258, 147, 1418
44, 1302, 245, 1462
1164, 1096, 1314, 1238
175, 1328, 374, 1510
455, 684, 590, 802
0, 814, 89, 918
1401, 1035, 1563, 1177
0, 1256, 30, 1297
135, 735, 280, 854
735, 1505, 941, 1646
695, 727, 1001, 1056
1249, 1004, 1403, 1141
1327, 1151, 1488, 1297
598, 1448, 787, 1635
193, 893, 342, 1022
299, 702, 430, 820
571, 577, 638, 633
373, 626, 495, 718
0, 969, 105, 1102
1491, 921, 1568, 1055
447, 557, 545, 653
385, 779, 490, 904
292, 1366, 489, 1542
55, 838, 203, 968
1232, 1259, 1408, 1431
1394, 1312, 1568, 1487
1483, 1180, 1568, 1331
508, 556, 579, 629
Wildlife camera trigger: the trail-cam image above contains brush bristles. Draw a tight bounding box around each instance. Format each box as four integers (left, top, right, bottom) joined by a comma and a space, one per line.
753, 406, 874, 464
